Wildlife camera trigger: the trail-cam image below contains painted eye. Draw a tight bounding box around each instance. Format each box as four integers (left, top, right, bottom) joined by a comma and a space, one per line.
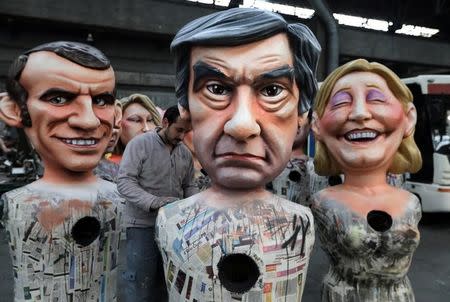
127, 117, 141, 123
206, 84, 231, 95
93, 94, 115, 107
261, 85, 284, 97
330, 91, 352, 107
49, 96, 69, 105
366, 89, 386, 103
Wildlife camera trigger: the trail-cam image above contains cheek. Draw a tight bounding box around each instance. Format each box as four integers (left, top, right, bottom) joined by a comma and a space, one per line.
122, 121, 138, 135
320, 110, 347, 134
120, 123, 138, 143
189, 96, 212, 124
374, 105, 406, 128
148, 122, 157, 131
95, 109, 115, 127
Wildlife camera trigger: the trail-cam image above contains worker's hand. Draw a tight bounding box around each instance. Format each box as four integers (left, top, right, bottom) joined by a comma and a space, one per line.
156, 196, 179, 208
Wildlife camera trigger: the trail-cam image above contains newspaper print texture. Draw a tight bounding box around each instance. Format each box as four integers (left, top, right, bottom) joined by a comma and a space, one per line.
0, 179, 123, 302
268, 157, 328, 207
156, 195, 314, 302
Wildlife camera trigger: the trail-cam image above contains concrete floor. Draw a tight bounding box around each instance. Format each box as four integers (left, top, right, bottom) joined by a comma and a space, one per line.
0, 212, 449, 301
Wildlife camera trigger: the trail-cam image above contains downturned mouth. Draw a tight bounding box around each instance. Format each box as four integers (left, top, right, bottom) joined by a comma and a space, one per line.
344, 130, 379, 143
60, 138, 99, 146
217, 152, 265, 160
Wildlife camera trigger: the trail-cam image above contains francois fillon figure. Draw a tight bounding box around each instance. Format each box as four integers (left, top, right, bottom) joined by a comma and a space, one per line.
156, 8, 321, 302
0, 41, 123, 302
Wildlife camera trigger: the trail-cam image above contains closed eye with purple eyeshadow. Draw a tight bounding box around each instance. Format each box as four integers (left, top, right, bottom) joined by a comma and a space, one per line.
330, 91, 352, 107
366, 89, 386, 102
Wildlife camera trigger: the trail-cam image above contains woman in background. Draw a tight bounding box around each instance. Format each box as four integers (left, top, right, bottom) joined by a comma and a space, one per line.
111, 93, 162, 163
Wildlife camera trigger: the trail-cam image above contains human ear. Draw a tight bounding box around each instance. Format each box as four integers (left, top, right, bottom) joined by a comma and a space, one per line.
0, 93, 24, 128
403, 102, 417, 138
162, 117, 169, 128
311, 111, 322, 141
113, 100, 122, 129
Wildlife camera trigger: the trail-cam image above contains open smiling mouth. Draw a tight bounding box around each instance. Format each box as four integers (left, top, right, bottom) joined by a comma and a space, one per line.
344, 130, 379, 143
60, 138, 99, 146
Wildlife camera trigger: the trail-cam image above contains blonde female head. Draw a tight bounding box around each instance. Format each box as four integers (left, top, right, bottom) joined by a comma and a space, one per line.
313, 59, 422, 176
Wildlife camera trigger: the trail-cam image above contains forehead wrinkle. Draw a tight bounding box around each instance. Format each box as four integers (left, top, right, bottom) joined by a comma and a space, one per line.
366, 83, 383, 90
28, 71, 114, 97
331, 85, 351, 97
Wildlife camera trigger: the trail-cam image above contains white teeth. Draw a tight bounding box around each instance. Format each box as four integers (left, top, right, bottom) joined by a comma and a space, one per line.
62, 139, 97, 146
346, 131, 377, 140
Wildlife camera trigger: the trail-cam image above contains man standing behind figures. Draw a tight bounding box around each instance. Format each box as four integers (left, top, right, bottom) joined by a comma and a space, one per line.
117, 105, 198, 302
0, 41, 123, 301
156, 8, 321, 302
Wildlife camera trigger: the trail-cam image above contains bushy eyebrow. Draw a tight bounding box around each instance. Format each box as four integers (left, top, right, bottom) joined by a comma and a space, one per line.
255, 65, 295, 83
192, 61, 227, 92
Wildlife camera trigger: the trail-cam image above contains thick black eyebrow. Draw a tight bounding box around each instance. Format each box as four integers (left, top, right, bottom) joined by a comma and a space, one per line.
255, 65, 295, 83
192, 61, 227, 92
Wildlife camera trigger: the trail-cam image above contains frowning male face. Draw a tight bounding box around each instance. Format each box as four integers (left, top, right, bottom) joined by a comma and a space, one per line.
188, 33, 301, 189
20, 51, 116, 178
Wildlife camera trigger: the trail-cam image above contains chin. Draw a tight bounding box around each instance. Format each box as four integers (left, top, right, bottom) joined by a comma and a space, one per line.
213, 168, 268, 189
64, 158, 102, 173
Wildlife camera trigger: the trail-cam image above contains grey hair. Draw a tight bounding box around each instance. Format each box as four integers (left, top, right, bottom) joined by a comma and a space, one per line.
171, 8, 321, 114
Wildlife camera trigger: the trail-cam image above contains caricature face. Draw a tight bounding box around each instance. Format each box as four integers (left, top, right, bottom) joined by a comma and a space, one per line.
188, 33, 300, 189
315, 71, 412, 173
121, 102, 157, 146
20, 51, 116, 176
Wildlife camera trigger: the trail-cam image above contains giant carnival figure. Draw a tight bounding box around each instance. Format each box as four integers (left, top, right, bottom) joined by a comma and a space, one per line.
156, 8, 321, 302
311, 59, 422, 302
267, 109, 329, 206
0, 41, 123, 302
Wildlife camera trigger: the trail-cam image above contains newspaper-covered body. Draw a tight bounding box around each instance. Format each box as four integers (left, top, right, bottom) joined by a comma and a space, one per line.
269, 157, 328, 207
0, 178, 123, 302
156, 193, 314, 302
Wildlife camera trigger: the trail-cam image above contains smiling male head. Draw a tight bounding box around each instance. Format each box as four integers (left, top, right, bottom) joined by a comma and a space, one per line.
171, 8, 321, 190
0, 41, 117, 183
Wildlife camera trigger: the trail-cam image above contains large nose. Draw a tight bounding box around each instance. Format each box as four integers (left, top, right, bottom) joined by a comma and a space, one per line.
348, 95, 372, 122
68, 96, 101, 130
142, 121, 152, 132
223, 87, 261, 141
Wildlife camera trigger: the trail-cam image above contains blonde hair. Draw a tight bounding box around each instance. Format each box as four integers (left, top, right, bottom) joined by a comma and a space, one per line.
114, 93, 162, 154
313, 59, 422, 176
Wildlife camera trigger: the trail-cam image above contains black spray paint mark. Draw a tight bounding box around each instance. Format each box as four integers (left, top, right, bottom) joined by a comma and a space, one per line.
282, 214, 310, 256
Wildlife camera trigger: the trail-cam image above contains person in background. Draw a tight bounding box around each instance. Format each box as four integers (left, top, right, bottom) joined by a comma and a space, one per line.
117, 105, 198, 302
111, 93, 161, 163
94, 99, 122, 182
267, 109, 329, 206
